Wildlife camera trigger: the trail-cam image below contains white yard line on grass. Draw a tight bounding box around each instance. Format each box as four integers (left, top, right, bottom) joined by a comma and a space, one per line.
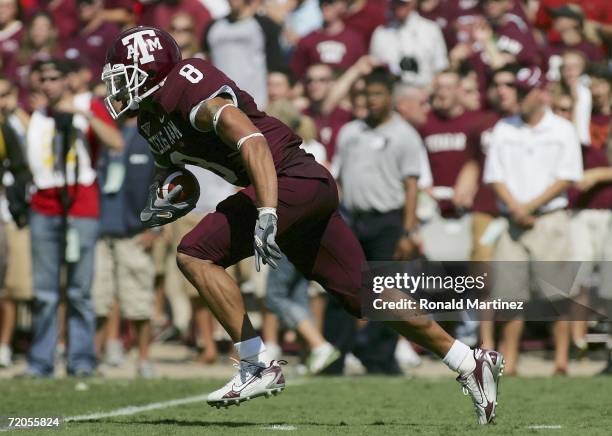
527, 425, 563, 429
65, 393, 210, 422
64, 378, 313, 423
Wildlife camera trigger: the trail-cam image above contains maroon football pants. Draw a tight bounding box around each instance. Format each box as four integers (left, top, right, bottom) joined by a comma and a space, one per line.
177, 172, 365, 317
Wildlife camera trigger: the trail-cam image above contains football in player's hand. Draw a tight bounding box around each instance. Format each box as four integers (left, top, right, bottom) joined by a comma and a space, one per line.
157, 169, 200, 205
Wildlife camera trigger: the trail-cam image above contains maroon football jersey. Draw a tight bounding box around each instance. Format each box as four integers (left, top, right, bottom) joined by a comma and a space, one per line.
419, 109, 480, 215
138, 58, 323, 187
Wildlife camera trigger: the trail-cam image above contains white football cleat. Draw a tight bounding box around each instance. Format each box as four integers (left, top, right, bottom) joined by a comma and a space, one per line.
207, 359, 286, 408
456, 348, 505, 424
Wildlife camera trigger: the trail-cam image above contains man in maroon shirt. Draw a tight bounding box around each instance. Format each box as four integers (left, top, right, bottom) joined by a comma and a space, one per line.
290, 0, 367, 79
63, 0, 121, 79
102, 27, 505, 423
0, 0, 23, 82
303, 63, 353, 159
419, 69, 481, 261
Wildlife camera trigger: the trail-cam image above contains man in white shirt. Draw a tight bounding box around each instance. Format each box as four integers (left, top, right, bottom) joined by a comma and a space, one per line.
369, 0, 448, 87
484, 66, 583, 376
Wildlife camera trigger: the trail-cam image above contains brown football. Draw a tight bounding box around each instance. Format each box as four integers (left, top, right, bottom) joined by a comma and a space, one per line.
157, 169, 200, 204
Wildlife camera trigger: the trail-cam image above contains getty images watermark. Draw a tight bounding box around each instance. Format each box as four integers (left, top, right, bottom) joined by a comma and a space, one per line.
371, 271, 524, 312
361, 261, 612, 322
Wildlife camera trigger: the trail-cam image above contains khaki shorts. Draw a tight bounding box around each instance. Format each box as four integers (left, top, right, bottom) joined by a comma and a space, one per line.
0, 222, 32, 300
92, 235, 155, 320
492, 210, 573, 302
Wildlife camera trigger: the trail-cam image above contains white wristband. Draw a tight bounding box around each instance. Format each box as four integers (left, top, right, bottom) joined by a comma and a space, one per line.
257, 207, 277, 218
212, 103, 236, 133
237, 132, 264, 150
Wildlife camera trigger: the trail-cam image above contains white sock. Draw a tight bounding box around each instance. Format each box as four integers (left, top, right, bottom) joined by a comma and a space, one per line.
443, 340, 475, 374
234, 336, 267, 364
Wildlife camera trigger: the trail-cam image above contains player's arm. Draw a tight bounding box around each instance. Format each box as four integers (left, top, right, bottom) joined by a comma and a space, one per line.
192, 95, 282, 270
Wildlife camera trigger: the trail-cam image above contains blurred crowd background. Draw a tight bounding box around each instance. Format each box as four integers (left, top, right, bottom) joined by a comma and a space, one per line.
0, 0, 611, 379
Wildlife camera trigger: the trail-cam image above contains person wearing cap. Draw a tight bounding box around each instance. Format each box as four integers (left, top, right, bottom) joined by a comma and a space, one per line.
483, 66, 583, 375
289, 0, 367, 79
369, 0, 448, 87
23, 59, 123, 377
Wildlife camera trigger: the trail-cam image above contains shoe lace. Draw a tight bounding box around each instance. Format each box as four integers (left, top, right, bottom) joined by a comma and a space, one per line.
229, 358, 288, 385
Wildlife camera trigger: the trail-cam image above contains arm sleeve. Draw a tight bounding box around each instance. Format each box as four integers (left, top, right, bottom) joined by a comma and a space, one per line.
555, 123, 583, 181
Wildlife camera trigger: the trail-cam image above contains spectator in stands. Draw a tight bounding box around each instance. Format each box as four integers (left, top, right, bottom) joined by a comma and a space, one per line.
169, 13, 204, 60
15, 12, 58, 92
63, 0, 121, 79
418, 69, 480, 262
203, 0, 284, 109
92, 116, 156, 378
0, 83, 31, 368
267, 68, 297, 105
535, 0, 612, 50
558, 50, 591, 145
566, 65, 612, 358
369, 0, 448, 87
0, 0, 23, 81
483, 66, 583, 375
139, 0, 211, 41
451, 0, 539, 99
330, 68, 423, 374
290, 0, 366, 79
475, 66, 520, 350
23, 59, 123, 377
543, 5, 604, 83
303, 63, 353, 159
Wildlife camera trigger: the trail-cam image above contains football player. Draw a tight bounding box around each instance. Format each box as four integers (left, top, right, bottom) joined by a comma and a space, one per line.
102, 26, 504, 424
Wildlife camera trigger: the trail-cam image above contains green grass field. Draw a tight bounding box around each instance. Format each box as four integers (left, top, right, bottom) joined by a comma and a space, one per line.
2, 376, 611, 435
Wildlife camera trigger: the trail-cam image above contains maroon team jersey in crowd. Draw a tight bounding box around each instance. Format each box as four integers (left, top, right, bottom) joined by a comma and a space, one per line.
419, 109, 480, 216
139, 58, 325, 187
290, 28, 367, 79
471, 111, 501, 215
304, 106, 353, 160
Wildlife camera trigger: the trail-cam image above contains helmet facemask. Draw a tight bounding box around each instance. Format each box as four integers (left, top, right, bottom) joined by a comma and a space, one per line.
101, 62, 149, 119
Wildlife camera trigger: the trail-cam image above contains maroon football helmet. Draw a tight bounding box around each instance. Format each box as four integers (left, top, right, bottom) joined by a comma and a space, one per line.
101, 26, 181, 119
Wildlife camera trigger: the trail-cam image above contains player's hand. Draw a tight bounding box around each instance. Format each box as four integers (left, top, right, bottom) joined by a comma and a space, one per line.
140, 182, 194, 228
254, 208, 282, 271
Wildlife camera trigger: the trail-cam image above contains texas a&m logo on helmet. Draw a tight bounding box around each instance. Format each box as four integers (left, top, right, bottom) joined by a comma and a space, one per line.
101, 26, 181, 119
